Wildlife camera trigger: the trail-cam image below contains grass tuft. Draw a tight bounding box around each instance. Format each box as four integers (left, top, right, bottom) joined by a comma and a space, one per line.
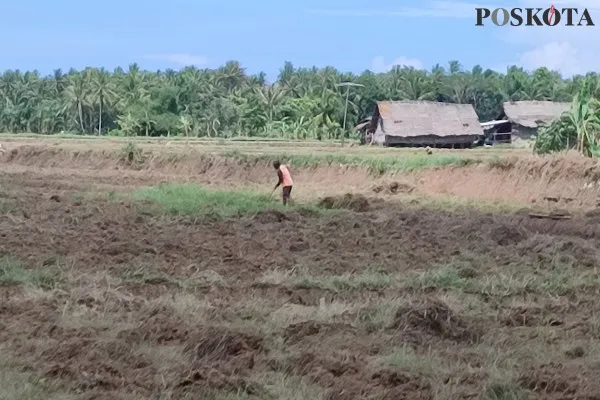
0, 199, 16, 214
295, 271, 394, 291
383, 345, 438, 377
481, 382, 530, 400
120, 141, 145, 167
0, 359, 76, 400
0, 258, 62, 289
408, 265, 472, 291
259, 267, 396, 292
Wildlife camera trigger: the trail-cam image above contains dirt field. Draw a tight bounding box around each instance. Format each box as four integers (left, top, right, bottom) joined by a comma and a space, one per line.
2, 139, 600, 399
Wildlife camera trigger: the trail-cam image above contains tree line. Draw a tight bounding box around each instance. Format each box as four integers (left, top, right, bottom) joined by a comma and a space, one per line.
0, 60, 599, 140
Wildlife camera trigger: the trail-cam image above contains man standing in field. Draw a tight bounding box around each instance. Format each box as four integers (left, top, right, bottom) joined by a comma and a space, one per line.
272, 160, 293, 206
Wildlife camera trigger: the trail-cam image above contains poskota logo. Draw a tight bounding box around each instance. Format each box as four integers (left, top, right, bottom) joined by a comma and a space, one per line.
476, 5, 595, 26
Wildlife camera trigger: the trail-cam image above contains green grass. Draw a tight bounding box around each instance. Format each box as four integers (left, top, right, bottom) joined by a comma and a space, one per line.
408, 265, 474, 291
409, 264, 600, 297
0, 258, 62, 289
481, 382, 530, 400
223, 150, 481, 175
132, 183, 325, 218
133, 183, 272, 217
0, 199, 16, 214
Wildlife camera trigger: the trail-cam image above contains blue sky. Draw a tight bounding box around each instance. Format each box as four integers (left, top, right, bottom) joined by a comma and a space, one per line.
1, 0, 599, 79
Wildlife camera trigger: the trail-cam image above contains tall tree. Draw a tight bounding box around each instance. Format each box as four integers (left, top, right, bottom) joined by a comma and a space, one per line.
0, 59, 594, 139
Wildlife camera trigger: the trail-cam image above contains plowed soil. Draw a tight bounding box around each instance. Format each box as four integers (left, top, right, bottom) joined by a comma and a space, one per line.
2, 141, 600, 399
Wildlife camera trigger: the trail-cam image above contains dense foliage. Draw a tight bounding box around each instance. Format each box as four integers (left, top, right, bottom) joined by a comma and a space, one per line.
534, 80, 600, 157
0, 60, 598, 139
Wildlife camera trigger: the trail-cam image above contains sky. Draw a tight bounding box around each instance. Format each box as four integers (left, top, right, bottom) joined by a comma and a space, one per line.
1, 0, 599, 80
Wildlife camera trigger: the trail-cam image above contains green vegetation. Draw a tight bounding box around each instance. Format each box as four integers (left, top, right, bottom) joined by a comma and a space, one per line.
132, 183, 326, 218
409, 264, 600, 297
257, 268, 395, 292
0, 60, 598, 141
535, 82, 600, 157
133, 183, 275, 217
260, 263, 600, 298
0, 199, 16, 214
120, 141, 145, 166
481, 381, 530, 400
0, 258, 62, 289
224, 150, 479, 175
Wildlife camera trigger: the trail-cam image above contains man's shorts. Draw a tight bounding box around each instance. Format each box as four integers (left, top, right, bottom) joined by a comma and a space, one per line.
282, 186, 292, 200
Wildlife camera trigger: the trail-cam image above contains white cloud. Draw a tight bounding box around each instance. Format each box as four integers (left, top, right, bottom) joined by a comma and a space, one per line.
371, 56, 424, 72
497, 0, 600, 76
143, 53, 208, 67
519, 42, 582, 74
314, 0, 600, 76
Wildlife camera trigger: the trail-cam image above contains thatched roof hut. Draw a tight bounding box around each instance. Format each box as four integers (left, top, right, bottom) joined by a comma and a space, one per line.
364, 100, 482, 147
502, 101, 570, 128
495, 101, 570, 140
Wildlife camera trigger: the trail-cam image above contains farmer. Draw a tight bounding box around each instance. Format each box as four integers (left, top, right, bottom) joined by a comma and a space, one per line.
272, 160, 293, 206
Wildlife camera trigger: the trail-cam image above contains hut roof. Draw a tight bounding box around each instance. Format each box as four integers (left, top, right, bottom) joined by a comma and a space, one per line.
354, 121, 370, 130
354, 116, 372, 131
375, 100, 482, 137
502, 101, 570, 128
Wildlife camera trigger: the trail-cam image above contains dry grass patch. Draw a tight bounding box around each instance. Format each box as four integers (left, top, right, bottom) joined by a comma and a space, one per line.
253, 373, 326, 400
441, 343, 531, 399
234, 293, 426, 336
587, 313, 600, 339
62, 281, 138, 315
257, 267, 398, 292
181, 389, 254, 400
380, 345, 440, 377
354, 297, 412, 332
119, 265, 227, 289
256, 268, 296, 286
145, 293, 219, 323
267, 300, 358, 331
134, 343, 190, 374
402, 194, 531, 214
232, 295, 362, 334
0, 352, 76, 400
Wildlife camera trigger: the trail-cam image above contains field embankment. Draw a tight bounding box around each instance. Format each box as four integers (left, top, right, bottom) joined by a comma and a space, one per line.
1, 139, 600, 209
